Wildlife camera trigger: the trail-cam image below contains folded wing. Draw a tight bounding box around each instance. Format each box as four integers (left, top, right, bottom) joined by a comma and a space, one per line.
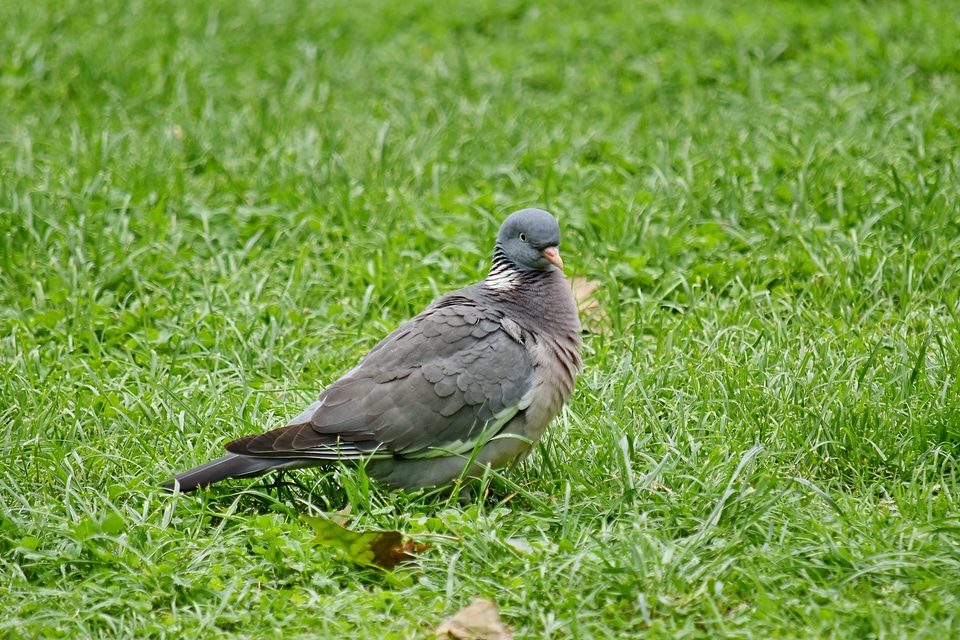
226, 296, 533, 462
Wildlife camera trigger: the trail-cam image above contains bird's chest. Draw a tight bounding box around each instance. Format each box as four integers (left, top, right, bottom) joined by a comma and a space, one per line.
521, 333, 579, 429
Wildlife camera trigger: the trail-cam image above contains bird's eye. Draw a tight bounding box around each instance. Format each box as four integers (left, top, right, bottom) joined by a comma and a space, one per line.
519, 233, 527, 242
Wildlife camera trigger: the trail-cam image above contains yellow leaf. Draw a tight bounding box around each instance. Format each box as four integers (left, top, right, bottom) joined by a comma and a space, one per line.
301, 515, 428, 571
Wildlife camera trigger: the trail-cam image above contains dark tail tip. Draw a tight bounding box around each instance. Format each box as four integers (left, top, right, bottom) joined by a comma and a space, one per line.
163, 453, 287, 493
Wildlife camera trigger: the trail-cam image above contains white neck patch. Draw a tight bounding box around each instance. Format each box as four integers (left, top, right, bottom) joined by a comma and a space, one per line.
484, 265, 520, 291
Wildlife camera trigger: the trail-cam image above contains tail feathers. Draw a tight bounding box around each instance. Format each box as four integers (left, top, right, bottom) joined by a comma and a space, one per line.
163, 453, 311, 492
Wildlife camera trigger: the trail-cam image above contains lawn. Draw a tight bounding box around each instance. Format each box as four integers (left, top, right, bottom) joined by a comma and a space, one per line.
2, 0, 960, 637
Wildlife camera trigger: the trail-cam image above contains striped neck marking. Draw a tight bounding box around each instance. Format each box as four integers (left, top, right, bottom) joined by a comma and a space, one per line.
484, 260, 520, 291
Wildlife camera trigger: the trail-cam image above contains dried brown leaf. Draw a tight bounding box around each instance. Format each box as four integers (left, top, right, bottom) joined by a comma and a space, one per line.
570, 275, 610, 334
435, 598, 513, 640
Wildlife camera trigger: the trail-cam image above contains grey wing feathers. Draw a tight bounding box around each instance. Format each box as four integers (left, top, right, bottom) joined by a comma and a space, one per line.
225, 295, 533, 461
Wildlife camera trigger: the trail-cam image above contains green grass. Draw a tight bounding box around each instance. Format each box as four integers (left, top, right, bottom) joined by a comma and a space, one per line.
3, 0, 960, 636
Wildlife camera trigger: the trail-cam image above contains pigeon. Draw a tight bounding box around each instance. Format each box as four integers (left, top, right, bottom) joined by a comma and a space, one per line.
164, 208, 582, 492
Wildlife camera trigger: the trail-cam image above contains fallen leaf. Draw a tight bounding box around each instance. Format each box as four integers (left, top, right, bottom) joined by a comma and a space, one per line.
570, 276, 610, 334
435, 598, 513, 640
331, 503, 352, 526
301, 514, 429, 571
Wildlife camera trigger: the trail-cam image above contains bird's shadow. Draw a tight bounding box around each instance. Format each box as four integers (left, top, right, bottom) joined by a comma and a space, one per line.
183, 466, 527, 521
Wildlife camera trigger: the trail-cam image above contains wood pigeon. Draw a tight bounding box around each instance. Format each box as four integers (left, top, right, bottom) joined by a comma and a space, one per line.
164, 208, 582, 492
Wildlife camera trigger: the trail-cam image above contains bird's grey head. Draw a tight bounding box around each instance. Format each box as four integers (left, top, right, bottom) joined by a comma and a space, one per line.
496, 208, 564, 272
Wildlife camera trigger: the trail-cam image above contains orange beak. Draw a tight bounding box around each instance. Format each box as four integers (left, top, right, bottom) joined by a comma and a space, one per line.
542, 246, 564, 271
